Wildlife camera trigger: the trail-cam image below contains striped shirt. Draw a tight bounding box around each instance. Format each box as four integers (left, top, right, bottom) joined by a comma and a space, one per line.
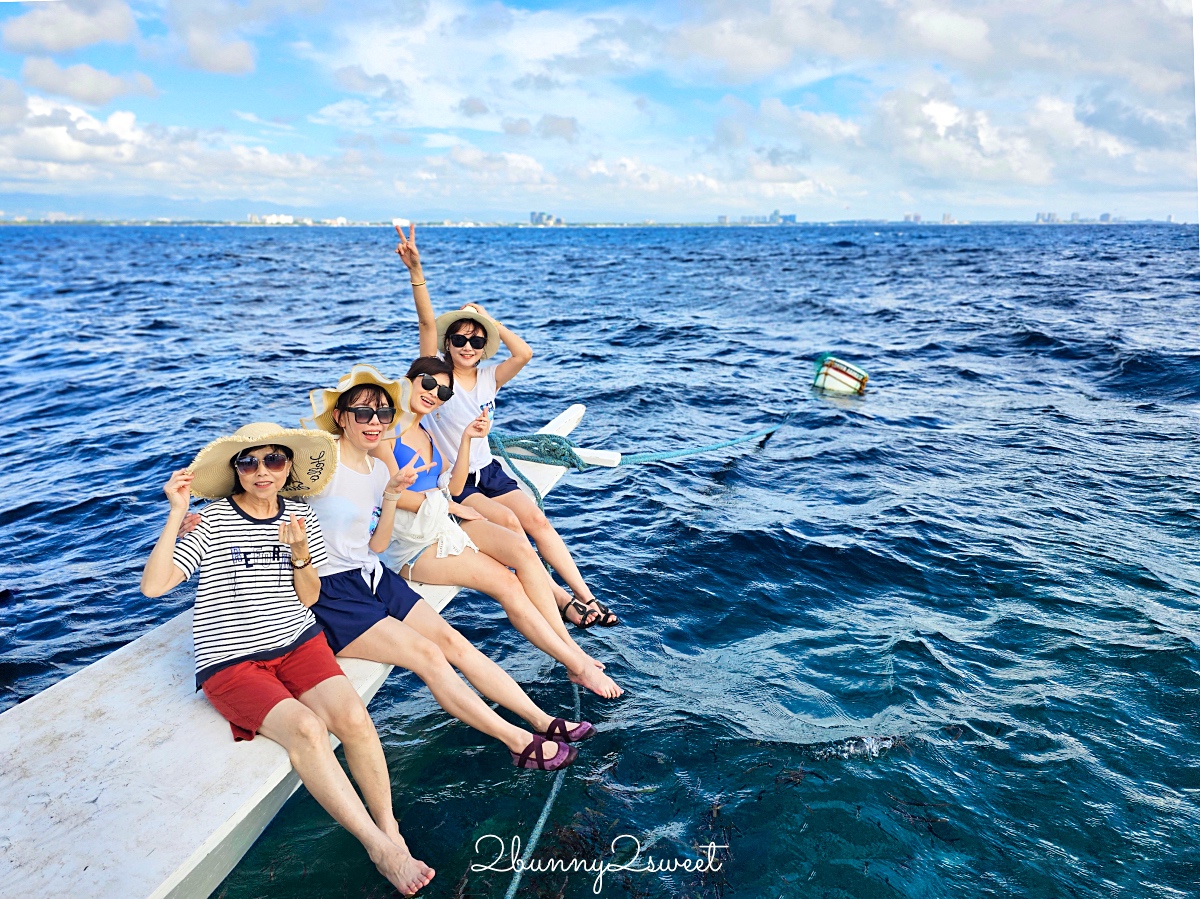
173, 497, 329, 687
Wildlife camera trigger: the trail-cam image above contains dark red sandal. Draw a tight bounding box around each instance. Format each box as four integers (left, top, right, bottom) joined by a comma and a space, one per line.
511, 735, 577, 771
540, 717, 597, 743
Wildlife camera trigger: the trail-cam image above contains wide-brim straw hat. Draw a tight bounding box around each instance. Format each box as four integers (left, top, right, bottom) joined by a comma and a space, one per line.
188, 422, 338, 500
304, 364, 415, 436
436, 305, 501, 360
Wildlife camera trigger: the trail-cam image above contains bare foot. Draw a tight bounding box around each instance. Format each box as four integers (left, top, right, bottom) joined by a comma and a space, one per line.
569, 664, 623, 699
373, 841, 434, 896
588, 655, 606, 670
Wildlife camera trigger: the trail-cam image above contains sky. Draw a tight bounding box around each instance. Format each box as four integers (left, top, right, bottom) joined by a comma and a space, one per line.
0, 0, 1194, 223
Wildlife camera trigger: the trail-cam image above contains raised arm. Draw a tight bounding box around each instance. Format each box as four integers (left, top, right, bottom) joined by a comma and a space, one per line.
140, 470, 192, 597
459, 303, 532, 387
395, 223, 438, 356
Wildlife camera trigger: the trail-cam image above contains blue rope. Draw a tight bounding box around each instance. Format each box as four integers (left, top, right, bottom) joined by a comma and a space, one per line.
488, 433, 591, 509
489, 411, 794, 480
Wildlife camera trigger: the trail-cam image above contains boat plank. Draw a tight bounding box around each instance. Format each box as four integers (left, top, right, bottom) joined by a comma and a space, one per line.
0, 405, 586, 898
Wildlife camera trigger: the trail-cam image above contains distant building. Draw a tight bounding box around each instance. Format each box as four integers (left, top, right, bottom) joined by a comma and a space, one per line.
942, 213, 955, 224
780, 214, 796, 224
717, 215, 728, 224
903, 213, 922, 223
530, 211, 560, 225
1099, 213, 1111, 223
1034, 212, 1060, 224
248, 214, 260, 223
1166, 214, 1174, 223
1070, 212, 1079, 223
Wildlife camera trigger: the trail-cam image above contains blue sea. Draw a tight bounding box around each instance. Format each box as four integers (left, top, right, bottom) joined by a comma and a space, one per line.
1, 223, 1198, 898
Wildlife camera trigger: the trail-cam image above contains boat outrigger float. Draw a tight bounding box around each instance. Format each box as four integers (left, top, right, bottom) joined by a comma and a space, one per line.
0, 404, 592, 899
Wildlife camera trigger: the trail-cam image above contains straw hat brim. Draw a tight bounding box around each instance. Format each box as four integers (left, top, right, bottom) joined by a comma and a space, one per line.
436, 307, 501, 360
304, 364, 415, 436
188, 423, 338, 500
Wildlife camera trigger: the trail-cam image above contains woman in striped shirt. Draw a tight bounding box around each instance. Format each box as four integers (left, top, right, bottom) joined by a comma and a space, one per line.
140, 422, 434, 896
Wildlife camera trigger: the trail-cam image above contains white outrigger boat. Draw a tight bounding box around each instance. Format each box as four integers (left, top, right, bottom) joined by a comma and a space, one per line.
0, 404, 616, 898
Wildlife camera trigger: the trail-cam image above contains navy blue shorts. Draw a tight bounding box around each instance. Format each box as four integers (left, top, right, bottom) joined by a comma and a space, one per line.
313, 566, 423, 655
452, 459, 520, 503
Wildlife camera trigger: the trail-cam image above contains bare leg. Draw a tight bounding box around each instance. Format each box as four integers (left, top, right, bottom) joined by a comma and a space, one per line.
258, 697, 434, 895
298, 676, 401, 842
411, 538, 623, 698
402, 599, 581, 733
493, 490, 596, 603
338, 616, 564, 756
463, 492, 604, 625
456, 518, 586, 653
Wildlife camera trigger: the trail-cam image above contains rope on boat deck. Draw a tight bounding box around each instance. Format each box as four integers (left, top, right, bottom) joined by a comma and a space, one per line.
504, 682, 581, 899
488, 410, 796, 508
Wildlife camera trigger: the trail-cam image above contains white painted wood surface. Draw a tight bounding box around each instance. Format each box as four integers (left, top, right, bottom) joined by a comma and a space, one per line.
0, 404, 587, 899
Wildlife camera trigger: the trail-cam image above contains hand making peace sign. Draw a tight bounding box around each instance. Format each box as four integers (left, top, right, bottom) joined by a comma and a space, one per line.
395, 222, 420, 272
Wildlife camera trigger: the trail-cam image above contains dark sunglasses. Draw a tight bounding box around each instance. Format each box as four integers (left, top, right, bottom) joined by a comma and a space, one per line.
417, 374, 453, 402
233, 452, 290, 475
448, 334, 487, 350
344, 405, 396, 425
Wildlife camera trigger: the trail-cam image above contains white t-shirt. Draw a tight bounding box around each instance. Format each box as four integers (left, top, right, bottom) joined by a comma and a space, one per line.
305, 448, 390, 585
425, 361, 498, 473
173, 497, 328, 687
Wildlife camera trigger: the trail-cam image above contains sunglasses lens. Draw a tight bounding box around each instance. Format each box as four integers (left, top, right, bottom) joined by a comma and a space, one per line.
437, 386, 454, 401
235, 453, 289, 474
469, 336, 487, 350
350, 406, 393, 424
421, 374, 437, 390
263, 452, 289, 472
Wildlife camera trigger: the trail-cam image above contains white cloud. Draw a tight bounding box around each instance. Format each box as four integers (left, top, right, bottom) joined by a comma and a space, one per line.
181, 25, 256, 75
22, 58, 156, 106
308, 99, 375, 129
0, 78, 28, 128
456, 96, 489, 117
0, 96, 350, 204
165, 0, 325, 74
905, 7, 991, 61
2, 0, 136, 54
535, 114, 578, 142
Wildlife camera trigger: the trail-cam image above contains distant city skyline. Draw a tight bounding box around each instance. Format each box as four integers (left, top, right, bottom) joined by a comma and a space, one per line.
0, 0, 1194, 223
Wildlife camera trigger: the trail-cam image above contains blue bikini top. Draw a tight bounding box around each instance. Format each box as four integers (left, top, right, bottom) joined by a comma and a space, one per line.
393, 427, 444, 493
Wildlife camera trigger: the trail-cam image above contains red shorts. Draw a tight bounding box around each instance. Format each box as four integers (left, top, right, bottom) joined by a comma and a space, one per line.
201, 633, 345, 741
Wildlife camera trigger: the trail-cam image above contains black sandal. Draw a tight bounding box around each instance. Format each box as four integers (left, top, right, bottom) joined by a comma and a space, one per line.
559, 597, 601, 629
585, 598, 619, 628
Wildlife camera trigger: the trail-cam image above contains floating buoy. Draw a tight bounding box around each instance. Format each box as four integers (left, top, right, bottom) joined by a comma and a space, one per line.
812, 354, 868, 394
